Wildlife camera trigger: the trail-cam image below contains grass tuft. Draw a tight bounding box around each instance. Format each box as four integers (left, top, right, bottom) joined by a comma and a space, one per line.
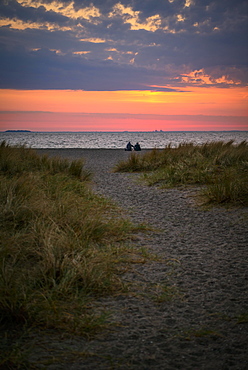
0, 141, 92, 181
114, 141, 248, 206
0, 142, 138, 337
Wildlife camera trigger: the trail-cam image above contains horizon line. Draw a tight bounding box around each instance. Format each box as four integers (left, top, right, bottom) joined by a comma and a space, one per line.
2, 130, 247, 133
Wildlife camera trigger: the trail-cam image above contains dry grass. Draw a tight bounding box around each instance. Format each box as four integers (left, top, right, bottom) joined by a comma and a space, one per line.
0, 142, 139, 340
114, 141, 248, 206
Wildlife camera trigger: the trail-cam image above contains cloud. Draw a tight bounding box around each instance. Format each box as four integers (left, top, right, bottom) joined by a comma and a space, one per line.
108, 3, 162, 32
0, 17, 72, 31
16, 0, 101, 22
80, 37, 106, 43
179, 68, 242, 86
0, 43, 178, 90
0, 0, 247, 90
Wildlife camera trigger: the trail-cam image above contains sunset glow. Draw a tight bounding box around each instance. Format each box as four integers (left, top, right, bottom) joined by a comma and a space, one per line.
0, 87, 247, 131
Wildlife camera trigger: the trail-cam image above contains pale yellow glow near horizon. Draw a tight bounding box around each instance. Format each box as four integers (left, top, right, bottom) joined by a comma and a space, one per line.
0, 88, 247, 118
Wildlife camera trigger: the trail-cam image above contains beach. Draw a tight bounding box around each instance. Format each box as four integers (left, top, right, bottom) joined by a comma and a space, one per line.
32, 149, 248, 369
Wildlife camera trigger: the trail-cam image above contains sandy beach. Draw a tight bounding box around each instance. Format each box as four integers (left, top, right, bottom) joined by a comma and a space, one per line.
32, 149, 248, 369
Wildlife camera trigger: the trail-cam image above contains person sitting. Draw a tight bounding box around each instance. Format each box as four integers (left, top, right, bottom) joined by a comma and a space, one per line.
125, 141, 133, 151
134, 142, 141, 151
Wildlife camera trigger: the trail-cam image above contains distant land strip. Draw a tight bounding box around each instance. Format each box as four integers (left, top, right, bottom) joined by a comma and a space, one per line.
5, 130, 31, 132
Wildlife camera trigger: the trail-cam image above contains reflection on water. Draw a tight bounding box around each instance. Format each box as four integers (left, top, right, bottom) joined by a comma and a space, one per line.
0, 131, 247, 149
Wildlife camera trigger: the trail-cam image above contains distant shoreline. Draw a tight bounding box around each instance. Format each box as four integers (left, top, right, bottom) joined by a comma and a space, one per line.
2, 130, 246, 133
5, 130, 31, 132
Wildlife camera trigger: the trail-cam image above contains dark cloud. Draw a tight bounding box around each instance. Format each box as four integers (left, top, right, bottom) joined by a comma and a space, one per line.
0, 42, 175, 90
0, 0, 247, 90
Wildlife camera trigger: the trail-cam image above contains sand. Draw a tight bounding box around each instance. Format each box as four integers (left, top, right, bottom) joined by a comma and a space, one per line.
32, 149, 248, 369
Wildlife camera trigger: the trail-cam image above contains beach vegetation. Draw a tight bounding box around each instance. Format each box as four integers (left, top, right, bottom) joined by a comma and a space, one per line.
182, 327, 223, 340
235, 312, 248, 324
0, 142, 141, 341
153, 283, 180, 303
114, 141, 248, 205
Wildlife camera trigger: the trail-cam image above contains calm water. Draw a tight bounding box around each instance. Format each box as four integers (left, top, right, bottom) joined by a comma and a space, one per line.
1, 131, 247, 149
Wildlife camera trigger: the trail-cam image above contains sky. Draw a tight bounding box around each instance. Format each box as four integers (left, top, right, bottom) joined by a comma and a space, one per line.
0, 0, 247, 131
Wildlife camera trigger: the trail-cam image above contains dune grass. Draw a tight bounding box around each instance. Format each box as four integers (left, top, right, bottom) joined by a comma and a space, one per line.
114, 141, 248, 205
0, 142, 140, 342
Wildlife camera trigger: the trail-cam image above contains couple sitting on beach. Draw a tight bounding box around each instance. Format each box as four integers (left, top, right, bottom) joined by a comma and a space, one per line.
125, 142, 141, 151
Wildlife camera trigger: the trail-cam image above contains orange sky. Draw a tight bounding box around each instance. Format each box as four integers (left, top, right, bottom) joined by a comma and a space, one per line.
0, 87, 248, 131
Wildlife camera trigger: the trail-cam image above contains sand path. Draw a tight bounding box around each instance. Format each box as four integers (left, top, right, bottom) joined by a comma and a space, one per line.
35, 149, 248, 369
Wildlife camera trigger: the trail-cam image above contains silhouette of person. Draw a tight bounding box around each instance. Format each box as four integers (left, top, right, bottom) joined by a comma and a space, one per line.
134, 142, 141, 151
125, 141, 133, 151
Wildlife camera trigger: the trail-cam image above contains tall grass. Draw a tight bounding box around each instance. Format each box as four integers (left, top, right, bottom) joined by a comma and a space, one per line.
0, 142, 136, 336
0, 140, 91, 180
114, 141, 248, 205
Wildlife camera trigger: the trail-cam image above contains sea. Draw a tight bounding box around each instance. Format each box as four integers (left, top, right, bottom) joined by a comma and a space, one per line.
0, 131, 248, 149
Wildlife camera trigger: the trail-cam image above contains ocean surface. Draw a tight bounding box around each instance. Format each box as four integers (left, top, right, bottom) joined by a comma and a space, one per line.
1, 131, 247, 149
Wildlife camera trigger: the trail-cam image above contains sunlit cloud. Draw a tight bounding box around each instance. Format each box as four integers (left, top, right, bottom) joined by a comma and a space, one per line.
73, 51, 91, 55
49, 49, 65, 55
80, 38, 106, 43
180, 69, 241, 86
184, 0, 194, 7
177, 14, 185, 22
0, 17, 71, 31
105, 48, 134, 55
16, 0, 101, 22
109, 3, 162, 32
214, 76, 241, 85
